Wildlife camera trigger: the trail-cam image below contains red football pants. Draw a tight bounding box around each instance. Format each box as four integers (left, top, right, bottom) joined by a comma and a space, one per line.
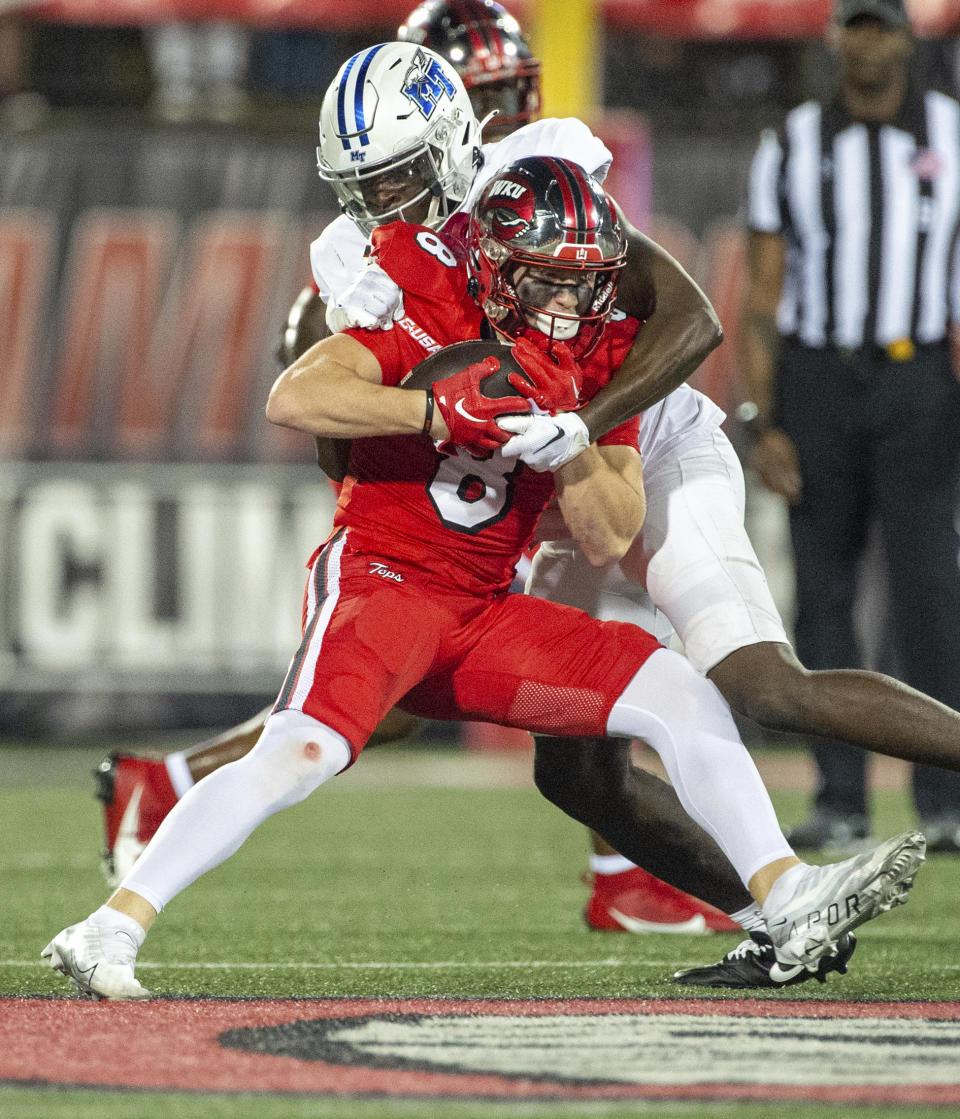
275, 529, 661, 761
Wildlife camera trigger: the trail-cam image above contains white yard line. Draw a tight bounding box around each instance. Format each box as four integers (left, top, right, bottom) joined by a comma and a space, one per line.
11, 958, 680, 970
9, 957, 960, 971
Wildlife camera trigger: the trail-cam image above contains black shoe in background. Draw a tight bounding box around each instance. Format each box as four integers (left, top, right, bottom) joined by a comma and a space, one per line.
786, 810, 872, 854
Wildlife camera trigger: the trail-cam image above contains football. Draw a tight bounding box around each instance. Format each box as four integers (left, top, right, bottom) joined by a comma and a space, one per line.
401, 339, 531, 398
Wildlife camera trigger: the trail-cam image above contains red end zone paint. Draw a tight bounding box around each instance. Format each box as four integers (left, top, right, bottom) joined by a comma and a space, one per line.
3, 997, 960, 1104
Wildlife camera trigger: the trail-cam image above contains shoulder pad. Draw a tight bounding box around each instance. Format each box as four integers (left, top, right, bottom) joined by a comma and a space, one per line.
368, 222, 468, 303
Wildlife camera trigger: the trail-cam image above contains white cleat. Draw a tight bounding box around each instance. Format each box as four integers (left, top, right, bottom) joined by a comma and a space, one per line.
765, 830, 925, 979
41, 920, 150, 1001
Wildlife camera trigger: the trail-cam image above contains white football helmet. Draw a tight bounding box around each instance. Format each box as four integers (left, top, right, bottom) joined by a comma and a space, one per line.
317, 42, 483, 237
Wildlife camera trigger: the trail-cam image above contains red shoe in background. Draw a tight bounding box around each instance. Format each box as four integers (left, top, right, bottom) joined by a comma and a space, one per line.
94, 754, 179, 887
584, 866, 740, 934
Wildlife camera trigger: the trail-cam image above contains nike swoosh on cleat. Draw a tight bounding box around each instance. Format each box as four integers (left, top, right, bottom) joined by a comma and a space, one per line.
76, 961, 99, 989
768, 961, 805, 983
608, 907, 709, 935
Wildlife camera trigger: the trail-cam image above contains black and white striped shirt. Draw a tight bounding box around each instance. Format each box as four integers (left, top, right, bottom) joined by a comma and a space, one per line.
748, 88, 960, 349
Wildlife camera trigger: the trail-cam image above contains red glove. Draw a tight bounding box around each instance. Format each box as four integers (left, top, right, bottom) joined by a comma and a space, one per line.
507, 335, 583, 413
432, 357, 531, 456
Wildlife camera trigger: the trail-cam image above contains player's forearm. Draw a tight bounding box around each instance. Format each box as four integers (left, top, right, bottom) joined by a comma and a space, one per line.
578, 231, 723, 440
269, 374, 431, 439
738, 231, 787, 428
267, 338, 433, 440
738, 233, 804, 501
738, 306, 781, 428
555, 447, 645, 566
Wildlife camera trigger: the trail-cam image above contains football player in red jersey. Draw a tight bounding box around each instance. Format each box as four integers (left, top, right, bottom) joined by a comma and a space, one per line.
96, 15, 736, 947
45, 158, 925, 1000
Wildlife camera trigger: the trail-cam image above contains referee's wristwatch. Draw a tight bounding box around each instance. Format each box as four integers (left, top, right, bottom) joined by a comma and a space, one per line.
735, 401, 771, 442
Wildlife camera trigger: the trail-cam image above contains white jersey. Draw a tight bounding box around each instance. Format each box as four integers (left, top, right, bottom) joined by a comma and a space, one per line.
468, 116, 613, 206
310, 215, 367, 306
637, 383, 725, 465
310, 117, 612, 305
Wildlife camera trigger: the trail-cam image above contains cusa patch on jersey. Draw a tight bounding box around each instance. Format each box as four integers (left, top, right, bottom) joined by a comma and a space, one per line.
400, 339, 530, 398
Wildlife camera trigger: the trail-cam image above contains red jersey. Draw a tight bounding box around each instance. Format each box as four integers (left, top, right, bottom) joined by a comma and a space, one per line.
334, 222, 641, 597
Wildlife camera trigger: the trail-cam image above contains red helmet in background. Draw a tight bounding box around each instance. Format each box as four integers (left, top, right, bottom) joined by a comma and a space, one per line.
398, 0, 541, 141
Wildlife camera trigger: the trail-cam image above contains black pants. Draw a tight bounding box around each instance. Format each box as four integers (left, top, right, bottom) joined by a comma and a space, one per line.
777, 341, 960, 819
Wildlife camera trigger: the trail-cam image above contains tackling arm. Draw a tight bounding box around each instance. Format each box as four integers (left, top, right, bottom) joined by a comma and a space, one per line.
554, 444, 645, 567
575, 205, 723, 441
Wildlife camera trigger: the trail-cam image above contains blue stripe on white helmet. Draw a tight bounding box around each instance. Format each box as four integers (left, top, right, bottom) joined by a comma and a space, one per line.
334, 44, 387, 150
317, 42, 482, 237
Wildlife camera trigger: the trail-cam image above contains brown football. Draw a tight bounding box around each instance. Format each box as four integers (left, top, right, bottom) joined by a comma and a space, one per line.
401, 339, 531, 398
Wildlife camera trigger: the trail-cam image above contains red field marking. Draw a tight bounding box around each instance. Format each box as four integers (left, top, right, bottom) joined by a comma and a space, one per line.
2, 997, 959, 1104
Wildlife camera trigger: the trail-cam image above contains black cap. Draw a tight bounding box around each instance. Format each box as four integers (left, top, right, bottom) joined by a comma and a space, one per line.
833, 0, 910, 28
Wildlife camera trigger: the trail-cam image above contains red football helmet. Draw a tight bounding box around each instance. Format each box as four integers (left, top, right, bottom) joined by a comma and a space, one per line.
468, 156, 627, 358
398, 0, 541, 141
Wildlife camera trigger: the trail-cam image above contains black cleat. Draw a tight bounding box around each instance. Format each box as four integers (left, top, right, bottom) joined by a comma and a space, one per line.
672, 930, 857, 989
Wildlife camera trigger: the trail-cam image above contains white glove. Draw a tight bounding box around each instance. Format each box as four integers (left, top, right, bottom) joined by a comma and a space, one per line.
324, 262, 405, 332
497, 411, 590, 472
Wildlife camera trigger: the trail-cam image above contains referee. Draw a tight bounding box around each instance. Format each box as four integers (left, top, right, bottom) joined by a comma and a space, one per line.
740, 0, 960, 852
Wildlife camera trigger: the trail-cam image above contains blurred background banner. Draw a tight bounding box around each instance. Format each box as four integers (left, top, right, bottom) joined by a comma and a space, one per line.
15, 1, 960, 37
0, 123, 341, 731
0, 129, 330, 462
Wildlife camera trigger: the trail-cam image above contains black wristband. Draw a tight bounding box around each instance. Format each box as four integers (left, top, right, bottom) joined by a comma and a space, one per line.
422, 388, 435, 437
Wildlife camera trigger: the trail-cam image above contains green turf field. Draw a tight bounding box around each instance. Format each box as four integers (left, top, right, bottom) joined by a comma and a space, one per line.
2, 739, 957, 1118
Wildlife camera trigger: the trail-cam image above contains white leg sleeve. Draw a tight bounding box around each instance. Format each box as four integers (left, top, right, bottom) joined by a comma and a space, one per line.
607, 648, 794, 887
122, 710, 351, 912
